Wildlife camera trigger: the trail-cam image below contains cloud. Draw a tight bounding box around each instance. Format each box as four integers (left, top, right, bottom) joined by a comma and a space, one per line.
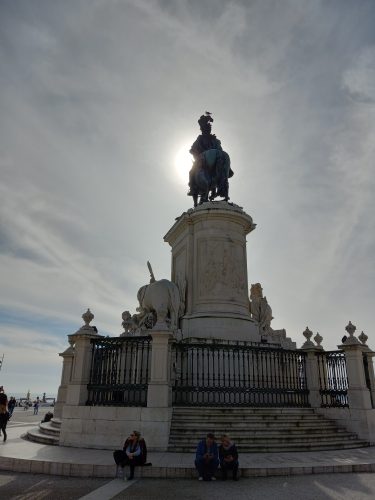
0, 0, 375, 392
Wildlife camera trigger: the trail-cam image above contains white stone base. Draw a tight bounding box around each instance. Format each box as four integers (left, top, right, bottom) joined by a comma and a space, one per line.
59, 406, 172, 450
180, 313, 261, 342
316, 407, 375, 444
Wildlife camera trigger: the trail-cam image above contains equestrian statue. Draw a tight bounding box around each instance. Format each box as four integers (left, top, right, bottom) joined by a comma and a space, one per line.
187, 112, 233, 207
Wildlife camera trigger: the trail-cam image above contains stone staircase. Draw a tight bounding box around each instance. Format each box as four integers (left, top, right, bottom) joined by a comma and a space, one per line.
25, 418, 61, 445
168, 407, 369, 453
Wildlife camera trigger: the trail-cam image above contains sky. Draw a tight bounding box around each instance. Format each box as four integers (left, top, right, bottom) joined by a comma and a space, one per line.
0, 0, 374, 395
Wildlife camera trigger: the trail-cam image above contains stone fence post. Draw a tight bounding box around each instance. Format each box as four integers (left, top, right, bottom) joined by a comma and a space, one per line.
65, 309, 100, 407
300, 327, 324, 408
338, 322, 372, 410
54, 344, 74, 419
147, 330, 174, 408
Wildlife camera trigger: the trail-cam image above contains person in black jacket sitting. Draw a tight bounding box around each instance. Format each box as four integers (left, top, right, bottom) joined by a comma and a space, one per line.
113, 431, 148, 480
219, 434, 239, 480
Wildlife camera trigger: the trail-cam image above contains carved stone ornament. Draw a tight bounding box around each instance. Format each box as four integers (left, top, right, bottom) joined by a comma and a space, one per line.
82, 308, 94, 327
301, 326, 314, 348
344, 321, 360, 345
314, 332, 323, 347
358, 331, 368, 345
121, 310, 134, 335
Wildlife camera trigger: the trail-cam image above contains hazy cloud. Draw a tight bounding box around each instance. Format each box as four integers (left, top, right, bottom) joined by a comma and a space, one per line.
0, 0, 374, 392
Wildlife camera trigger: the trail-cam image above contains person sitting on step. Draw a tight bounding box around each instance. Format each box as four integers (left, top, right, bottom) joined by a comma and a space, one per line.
195, 433, 219, 481
113, 430, 148, 480
219, 434, 239, 481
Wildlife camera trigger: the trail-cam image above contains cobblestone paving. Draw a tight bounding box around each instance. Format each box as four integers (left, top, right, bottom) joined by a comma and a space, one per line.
0, 471, 108, 500
112, 474, 375, 500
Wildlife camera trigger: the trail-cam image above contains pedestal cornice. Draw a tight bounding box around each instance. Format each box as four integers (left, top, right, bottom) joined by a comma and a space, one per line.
164, 201, 256, 247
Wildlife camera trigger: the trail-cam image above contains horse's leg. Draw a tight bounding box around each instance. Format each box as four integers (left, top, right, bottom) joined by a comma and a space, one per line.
209, 187, 216, 201
193, 194, 198, 207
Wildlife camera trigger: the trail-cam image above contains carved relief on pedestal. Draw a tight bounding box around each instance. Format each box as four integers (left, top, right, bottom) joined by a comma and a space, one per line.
197, 239, 246, 301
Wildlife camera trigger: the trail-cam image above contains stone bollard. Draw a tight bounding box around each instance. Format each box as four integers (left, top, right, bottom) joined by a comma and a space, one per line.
147, 330, 174, 408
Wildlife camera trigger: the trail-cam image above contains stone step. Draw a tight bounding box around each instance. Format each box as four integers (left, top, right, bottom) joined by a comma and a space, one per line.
39, 422, 60, 437
25, 428, 59, 446
51, 418, 62, 429
168, 434, 360, 445
170, 422, 342, 430
169, 429, 352, 438
169, 441, 370, 453
169, 416, 328, 424
168, 407, 369, 453
172, 408, 322, 415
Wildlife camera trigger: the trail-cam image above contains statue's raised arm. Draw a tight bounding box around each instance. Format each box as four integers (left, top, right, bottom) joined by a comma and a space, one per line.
187, 112, 233, 207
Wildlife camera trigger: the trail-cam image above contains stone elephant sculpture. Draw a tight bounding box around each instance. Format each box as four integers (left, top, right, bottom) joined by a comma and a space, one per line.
137, 279, 181, 330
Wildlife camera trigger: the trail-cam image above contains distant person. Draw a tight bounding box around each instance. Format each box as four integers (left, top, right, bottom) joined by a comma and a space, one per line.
23, 400, 29, 411
33, 397, 40, 415
195, 433, 219, 481
0, 386, 7, 413
41, 411, 53, 423
219, 434, 239, 481
113, 431, 148, 480
7, 397, 16, 417
0, 407, 9, 442
0, 387, 7, 438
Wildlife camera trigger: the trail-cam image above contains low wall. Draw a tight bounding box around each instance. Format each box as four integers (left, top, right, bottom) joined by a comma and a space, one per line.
59, 406, 172, 450
316, 407, 375, 444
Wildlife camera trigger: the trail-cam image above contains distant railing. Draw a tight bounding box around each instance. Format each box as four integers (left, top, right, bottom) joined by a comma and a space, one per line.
86, 336, 152, 407
316, 351, 349, 408
171, 341, 309, 407
363, 353, 375, 408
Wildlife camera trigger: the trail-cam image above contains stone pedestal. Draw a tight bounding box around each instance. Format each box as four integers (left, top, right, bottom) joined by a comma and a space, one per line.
54, 345, 74, 419
65, 326, 100, 406
339, 342, 372, 410
147, 330, 173, 408
164, 201, 260, 341
300, 346, 323, 408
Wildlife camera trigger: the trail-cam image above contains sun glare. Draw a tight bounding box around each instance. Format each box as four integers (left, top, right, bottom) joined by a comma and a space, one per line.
174, 144, 193, 183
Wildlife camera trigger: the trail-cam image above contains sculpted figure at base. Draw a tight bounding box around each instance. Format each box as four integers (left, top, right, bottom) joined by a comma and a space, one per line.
188, 112, 233, 207
249, 283, 273, 333
129, 262, 181, 331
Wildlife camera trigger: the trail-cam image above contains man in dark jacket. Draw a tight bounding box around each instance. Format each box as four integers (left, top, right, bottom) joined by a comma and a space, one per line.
195, 433, 219, 481
219, 434, 239, 480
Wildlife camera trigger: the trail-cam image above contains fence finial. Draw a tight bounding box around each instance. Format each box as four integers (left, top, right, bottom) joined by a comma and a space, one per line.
358, 331, 368, 345
343, 321, 360, 345
314, 332, 323, 347
302, 327, 314, 348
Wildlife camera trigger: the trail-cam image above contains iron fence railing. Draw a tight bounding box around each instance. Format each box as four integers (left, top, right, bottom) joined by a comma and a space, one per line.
171, 341, 309, 407
316, 350, 349, 408
86, 335, 152, 407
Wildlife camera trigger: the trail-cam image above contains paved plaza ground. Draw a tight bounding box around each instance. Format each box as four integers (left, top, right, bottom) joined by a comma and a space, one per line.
1, 473, 375, 500
2, 408, 375, 499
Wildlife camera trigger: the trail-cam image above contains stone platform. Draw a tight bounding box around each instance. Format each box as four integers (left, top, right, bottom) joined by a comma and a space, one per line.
2, 421, 375, 479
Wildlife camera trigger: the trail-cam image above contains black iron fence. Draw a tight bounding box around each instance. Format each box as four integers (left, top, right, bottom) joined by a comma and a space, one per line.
363, 354, 375, 408
171, 341, 309, 407
316, 351, 348, 407
86, 336, 152, 406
